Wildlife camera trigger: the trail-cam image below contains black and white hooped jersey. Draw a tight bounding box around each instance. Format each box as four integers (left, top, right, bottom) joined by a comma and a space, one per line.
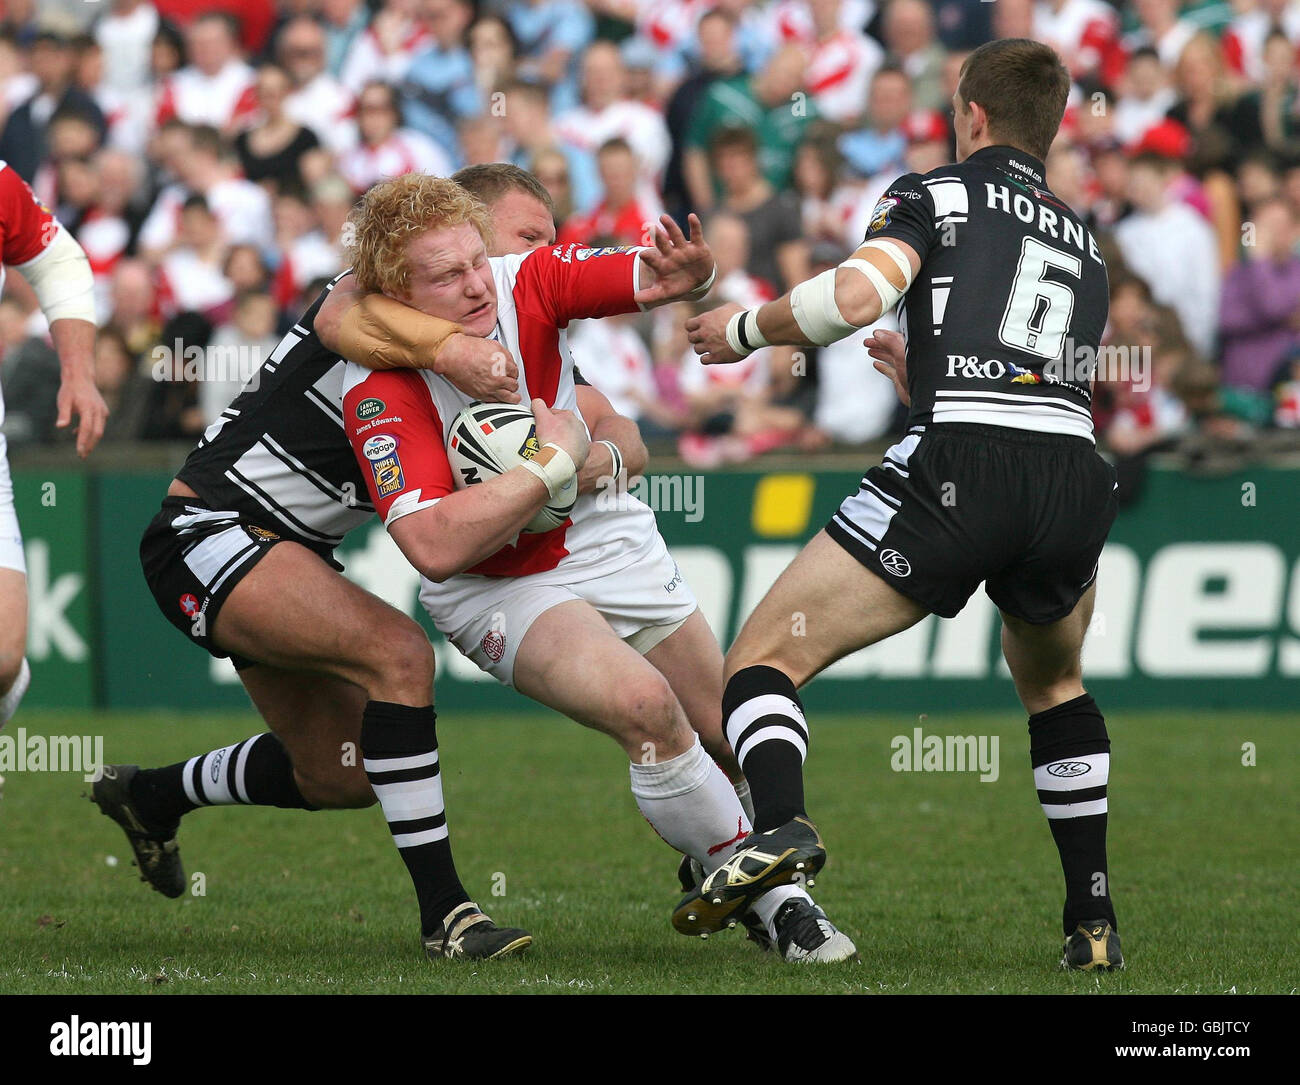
865, 145, 1110, 442
175, 272, 374, 553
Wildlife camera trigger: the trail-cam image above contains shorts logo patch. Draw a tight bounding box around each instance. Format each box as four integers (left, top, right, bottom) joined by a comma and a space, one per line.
879, 549, 912, 577
179, 593, 201, 617
362, 433, 398, 461
869, 197, 898, 233
482, 629, 506, 662
248, 526, 279, 541
355, 396, 386, 421
370, 454, 405, 497
1046, 761, 1091, 778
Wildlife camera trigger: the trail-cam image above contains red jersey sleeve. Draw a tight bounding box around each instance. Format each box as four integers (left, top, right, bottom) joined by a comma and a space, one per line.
514, 243, 643, 327
0, 165, 59, 266
342, 368, 455, 525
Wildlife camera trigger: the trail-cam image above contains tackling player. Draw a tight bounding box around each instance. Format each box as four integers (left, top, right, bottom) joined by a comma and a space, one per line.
681, 39, 1124, 972
0, 162, 107, 743
331, 173, 855, 963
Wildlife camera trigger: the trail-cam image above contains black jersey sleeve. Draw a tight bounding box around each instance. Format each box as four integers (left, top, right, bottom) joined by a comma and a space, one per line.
862, 173, 937, 257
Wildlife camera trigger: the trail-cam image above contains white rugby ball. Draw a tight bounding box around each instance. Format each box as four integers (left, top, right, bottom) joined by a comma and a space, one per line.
446, 402, 578, 533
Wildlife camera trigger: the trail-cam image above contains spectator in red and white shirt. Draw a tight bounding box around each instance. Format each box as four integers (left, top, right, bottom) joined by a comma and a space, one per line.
1035, 0, 1125, 85
1223, 0, 1300, 83
154, 195, 234, 318
337, 81, 453, 195
339, 0, 432, 94
138, 124, 274, 257
155, 12, 257, 133
558, 137, 661, 248
554, 40, 671, 203
779, 0, 883, 125
277, 16, 357, 155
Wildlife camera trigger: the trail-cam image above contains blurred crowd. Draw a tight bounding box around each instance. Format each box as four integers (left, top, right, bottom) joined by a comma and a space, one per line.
4, 0, 1300, 479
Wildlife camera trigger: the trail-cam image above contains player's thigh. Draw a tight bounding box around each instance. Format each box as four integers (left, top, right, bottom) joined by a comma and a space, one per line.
999, 584, 1095, 715
643, 608, 736, 774
726, 529, 930, 687
0, 568, 27, 690
512, 599, 693, 760
238, 664, 375, 808
213, 541, 434, 703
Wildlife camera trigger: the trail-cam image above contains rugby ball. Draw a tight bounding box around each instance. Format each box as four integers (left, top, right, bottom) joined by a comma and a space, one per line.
446, 402, 577, 533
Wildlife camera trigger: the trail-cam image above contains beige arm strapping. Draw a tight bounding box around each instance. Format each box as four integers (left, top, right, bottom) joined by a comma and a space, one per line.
336, 292, 464, 371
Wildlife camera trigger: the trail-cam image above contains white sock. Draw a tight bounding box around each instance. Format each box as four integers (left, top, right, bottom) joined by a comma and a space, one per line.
0, 657, 31, 730
629, 735, 752, 871
733, 778, 755, 823
750, 884, 815, 939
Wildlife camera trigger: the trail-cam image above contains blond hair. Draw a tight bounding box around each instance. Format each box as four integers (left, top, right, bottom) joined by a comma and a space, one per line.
346, 173, 493, 296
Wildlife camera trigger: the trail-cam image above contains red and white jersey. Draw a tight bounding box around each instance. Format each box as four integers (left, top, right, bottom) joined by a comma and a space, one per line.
770, 0, 876, 45
802, 29, 884, 125
339, 22, 432, 94
341, 244, 659, 596
0, 160, 59, 298
1034, 0, 1123, 81
1222, 6, 1300, 82
284, 73, 358, 153
138, 177, 274, 253
157, 60, 258, 130
337, 130, 454, 194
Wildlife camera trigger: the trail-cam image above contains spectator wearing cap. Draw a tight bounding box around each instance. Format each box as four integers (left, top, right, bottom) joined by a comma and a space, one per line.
838, 64, 911, 181
710, 125, 809, 294
1219, 196, 1300, 395
503, 80, 600, 213
278, 16, 357, 155
559, 138, 661, 248
555, 41, 671, 207
683, 44, 817, 211
399, 0, 480, 163
0, 30, 105, 183
337, 81, 453, 194
154, 13, 256, 133
1115, 151, 1221, 358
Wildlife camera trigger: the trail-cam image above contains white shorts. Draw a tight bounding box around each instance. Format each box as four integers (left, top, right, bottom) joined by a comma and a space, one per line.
425, 528, 697, 687
0, 435, 24, 574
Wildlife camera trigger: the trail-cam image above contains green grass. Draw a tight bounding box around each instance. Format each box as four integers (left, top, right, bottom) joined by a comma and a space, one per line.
1, 708, 1296, 994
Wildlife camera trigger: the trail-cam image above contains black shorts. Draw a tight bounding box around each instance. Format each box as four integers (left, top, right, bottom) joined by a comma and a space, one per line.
825, 423, 1118, 624
139, 496, 329, 668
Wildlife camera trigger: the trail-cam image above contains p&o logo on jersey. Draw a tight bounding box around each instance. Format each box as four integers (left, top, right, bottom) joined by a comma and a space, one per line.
879, 549, 911, 577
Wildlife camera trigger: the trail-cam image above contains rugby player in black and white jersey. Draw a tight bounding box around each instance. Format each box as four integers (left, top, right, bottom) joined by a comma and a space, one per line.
682, 39, 1125, 972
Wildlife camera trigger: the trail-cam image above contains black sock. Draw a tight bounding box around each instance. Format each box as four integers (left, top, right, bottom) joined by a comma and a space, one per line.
1028, 693, 1116, 935
361, 700, 469, 936
722, 665, 808, 832
129, 733, 314, 826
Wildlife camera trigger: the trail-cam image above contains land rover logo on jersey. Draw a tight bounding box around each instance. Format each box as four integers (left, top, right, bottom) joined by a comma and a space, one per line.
363, 433, 398, 461
1046, 761, 1091, 778
879, 549, 911, 577
869, 197, 898, 233
518, 424, 541, 460
355, 397, 385, 420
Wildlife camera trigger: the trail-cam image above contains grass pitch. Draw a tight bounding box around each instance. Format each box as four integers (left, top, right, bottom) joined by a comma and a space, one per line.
1, 708, 1295, 995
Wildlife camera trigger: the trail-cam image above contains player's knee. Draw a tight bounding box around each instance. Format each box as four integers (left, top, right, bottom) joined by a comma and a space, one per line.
613, 671, 683, 750
0, 649, 23, 697
363, 620, 435, 698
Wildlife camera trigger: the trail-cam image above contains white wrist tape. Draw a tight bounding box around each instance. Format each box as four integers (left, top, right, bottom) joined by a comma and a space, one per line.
16, 225, 96, 324
597, 438, 623, 481
790, 267, 857, 345
520, 443, 577, 501
687, 263, 717, 299
724, 308, 769, 357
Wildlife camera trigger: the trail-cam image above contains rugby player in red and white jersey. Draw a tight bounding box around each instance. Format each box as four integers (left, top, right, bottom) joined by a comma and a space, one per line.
0, 163, 108, 740
330, 172, 857, 962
